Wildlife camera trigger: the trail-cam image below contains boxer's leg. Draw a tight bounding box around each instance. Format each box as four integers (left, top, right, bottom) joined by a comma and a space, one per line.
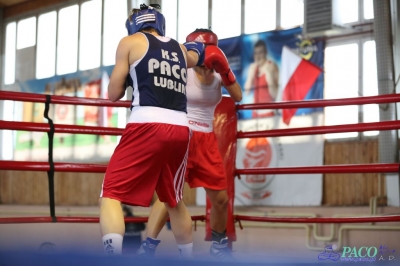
100, 197, 124, 254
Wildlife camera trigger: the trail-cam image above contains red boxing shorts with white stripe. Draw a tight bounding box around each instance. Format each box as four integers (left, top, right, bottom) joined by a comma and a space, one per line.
185, 131, 227, 191
100, 123, 190, 208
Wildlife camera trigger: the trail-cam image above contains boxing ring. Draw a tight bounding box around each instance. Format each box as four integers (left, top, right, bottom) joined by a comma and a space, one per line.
1, 90, 400, 264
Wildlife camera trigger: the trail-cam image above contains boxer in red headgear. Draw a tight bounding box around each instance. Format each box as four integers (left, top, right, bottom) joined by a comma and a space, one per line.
138, 29, 242, 260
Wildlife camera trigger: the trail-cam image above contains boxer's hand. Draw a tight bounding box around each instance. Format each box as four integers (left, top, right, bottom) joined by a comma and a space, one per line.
204, 45, 236, 86
183, 41, 205, 66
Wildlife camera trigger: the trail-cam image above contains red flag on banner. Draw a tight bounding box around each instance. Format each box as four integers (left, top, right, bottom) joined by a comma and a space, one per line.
280, 46, 322, 125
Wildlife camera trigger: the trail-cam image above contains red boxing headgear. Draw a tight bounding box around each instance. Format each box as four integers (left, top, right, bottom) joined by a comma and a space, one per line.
186, 29, 218, 46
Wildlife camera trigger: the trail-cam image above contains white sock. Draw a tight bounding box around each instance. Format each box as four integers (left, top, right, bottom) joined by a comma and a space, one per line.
102, 233, 123, 255
177, 242, 193, 258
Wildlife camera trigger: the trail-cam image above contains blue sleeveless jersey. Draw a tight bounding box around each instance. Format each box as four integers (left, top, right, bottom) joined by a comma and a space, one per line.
127, 33, 187, 113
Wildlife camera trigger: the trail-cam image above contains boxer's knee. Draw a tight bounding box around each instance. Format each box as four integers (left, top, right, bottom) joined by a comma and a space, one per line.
207, 189, 229, 211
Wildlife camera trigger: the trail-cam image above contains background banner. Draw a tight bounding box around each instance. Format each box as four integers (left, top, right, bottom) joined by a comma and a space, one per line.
219, 27, 324, 121
235, 113, 324, 206
220, 27, 325, 206
13, 66, 124, 162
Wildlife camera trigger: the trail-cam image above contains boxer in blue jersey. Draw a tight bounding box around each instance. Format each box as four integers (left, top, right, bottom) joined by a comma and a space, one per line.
99, 4, 206, 258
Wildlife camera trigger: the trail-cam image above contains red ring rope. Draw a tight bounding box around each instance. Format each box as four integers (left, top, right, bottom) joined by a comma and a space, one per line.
237, 93, 400, 110
236, 163, 399, 175
0, 215, 206, 224
0, 215, 398, 224
0, 120, 124, 135
234, 215, 400, 224
0, 161, 397, 175
238, 121, 400, 138
0, 161, 107, 172
0, 91, 131, 107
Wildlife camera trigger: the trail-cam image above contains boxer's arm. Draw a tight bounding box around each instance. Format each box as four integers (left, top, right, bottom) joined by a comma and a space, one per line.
108, 37, 130, 102
203, 46, 242, 101
182, 47, 200, 68
203, 46, 233, 83
182, 42, 205, 68
224, 81, 243, 102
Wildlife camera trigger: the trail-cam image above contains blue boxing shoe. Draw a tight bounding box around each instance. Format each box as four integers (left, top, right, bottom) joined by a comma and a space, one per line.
136, 237, 161, 258
209, 237, 233, 260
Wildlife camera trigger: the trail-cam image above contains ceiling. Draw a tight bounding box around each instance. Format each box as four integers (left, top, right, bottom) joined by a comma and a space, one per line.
0, 0, 30, 8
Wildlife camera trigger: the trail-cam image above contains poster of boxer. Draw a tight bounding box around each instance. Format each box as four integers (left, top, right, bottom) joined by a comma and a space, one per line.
219, 26, 324, 121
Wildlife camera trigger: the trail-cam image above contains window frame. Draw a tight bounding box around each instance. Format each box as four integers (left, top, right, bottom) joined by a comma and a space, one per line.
16, 16, 37, 50
1, 0, 124, 83
35, 11, 58, 79
211, 0, 242, 39
324, 33, 378, 142
102, 0, 128, 66
78, 0, 103, 71
1, 0, 374, 86
3, 21, 17, 85
176, 0, 209, 43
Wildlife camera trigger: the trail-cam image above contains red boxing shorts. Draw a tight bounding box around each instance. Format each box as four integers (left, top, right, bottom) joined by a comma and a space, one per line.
185, 131, 227, 191
101, 123, 190, 208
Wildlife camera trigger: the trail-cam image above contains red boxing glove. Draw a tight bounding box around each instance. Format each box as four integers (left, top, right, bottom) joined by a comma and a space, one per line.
204, 45, 236, 86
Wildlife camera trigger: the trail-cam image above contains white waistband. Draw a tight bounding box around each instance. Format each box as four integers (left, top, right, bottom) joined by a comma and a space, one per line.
128, 106, 189, 127
187, 118, 213, 132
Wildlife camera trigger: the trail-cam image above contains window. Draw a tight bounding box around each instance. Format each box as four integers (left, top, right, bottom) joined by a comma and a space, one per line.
103, 0, 127, 66
244, 0, 276, 34
57, 5, 79, 75
79, 0, 102, 70
334, 0, 358, 24
280, 0, 304, 29
177, 0, 208, 43
362, 40, 378, 136
324, 43, 359, 139
36, 12, 57, 79
1, 101, 15, 160
4, 22, 16, 85
17, 17, 36, 49
212, 0, 241, 39
161, 0, 177, 39
363, 0, 374, 20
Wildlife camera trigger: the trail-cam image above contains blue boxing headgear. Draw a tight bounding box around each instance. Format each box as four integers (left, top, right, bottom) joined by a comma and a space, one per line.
126, 4, 165, 36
